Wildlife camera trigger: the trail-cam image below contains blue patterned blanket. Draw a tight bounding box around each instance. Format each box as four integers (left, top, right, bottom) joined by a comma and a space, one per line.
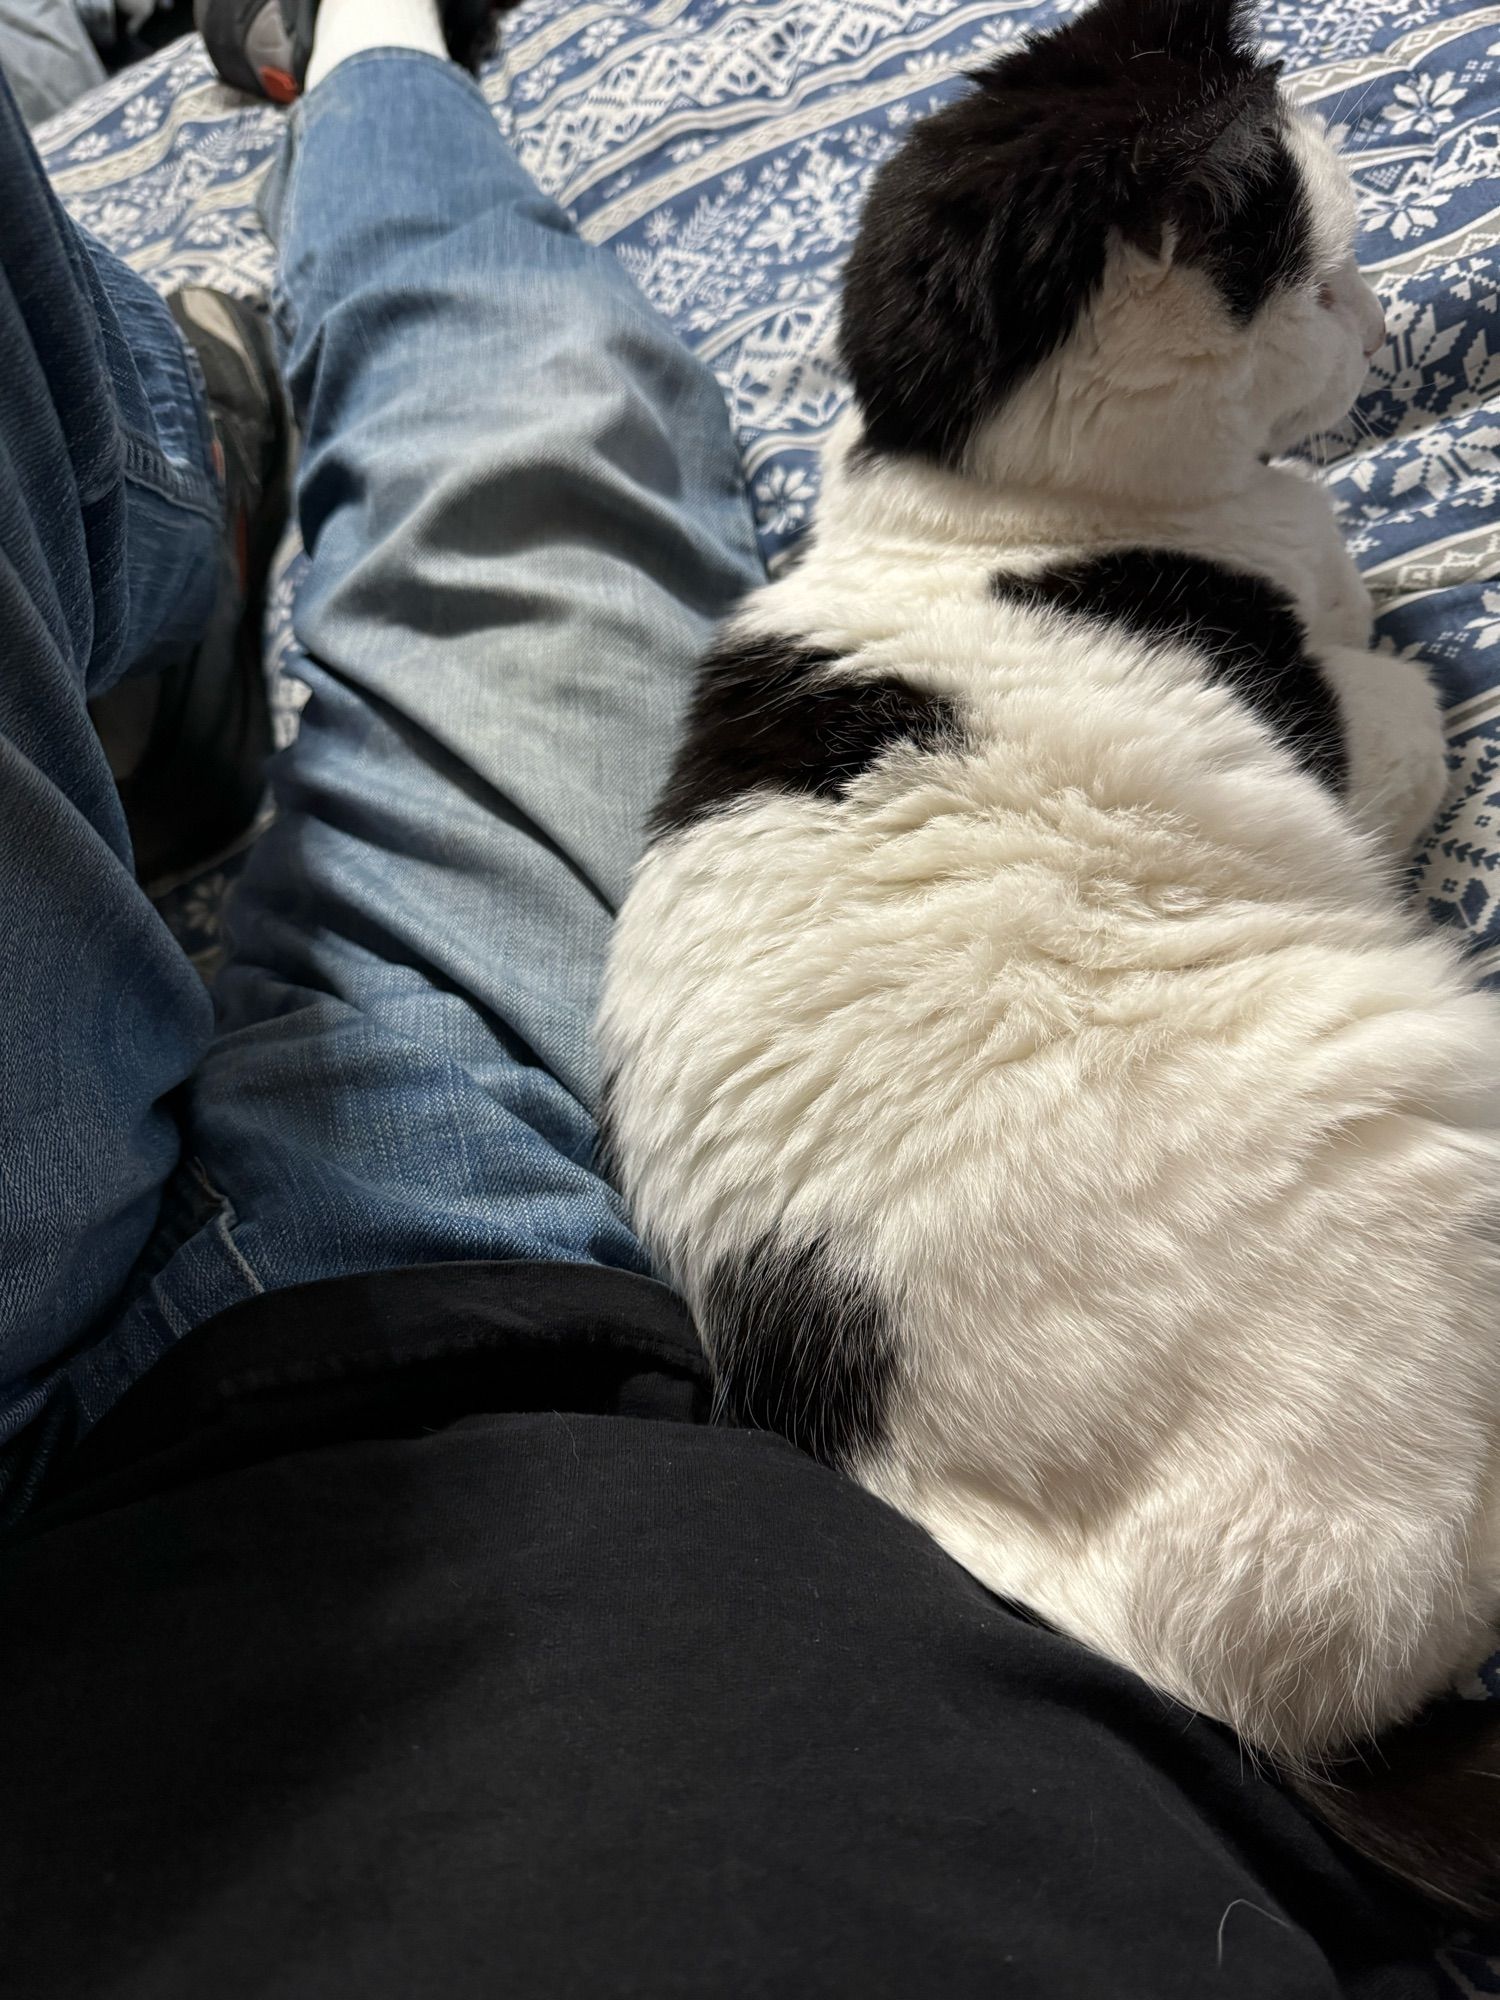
34, 6, 1500, 1979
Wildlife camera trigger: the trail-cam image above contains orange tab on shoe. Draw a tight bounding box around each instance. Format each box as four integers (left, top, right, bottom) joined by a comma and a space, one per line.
259, 65, 300, 102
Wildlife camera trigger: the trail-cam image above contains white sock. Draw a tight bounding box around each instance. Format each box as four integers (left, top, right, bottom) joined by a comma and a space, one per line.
304, 0, 448, 91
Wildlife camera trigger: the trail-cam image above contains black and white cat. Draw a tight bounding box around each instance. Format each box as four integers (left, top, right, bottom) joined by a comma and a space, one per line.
599, 0, 1500, 1908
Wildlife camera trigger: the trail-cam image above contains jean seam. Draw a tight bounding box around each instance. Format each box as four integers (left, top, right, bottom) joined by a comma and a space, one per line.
119, 428, 221, 521
187, 1156, 265, 1297
274, 108, 305, 319
174, 319, 224, 507
143, 1161, 265, 1344
213, 1207, 265, 1298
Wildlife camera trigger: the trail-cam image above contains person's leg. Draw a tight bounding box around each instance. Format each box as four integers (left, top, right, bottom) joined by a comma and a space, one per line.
0, 68, 223, 1508
1, 1339, 1445, 1998
0, 0, 107, 126
31, 44, 763, 1473
206, 45, 762, 1265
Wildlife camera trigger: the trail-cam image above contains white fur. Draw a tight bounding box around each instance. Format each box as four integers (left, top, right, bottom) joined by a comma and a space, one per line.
598, 108, 1500, 1761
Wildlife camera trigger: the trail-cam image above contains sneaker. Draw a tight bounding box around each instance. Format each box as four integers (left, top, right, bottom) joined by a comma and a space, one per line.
95, 288, 291, 890
195, 0, 505, 101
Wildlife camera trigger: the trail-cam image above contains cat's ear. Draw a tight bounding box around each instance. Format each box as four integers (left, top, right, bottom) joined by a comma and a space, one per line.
974, 0, 1258, 93
1084, 0, 1257, 63
1117, 68, 1285, 262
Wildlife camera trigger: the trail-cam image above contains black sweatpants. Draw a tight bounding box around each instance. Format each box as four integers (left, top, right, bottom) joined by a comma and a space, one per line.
0, 1262, 1449, 1997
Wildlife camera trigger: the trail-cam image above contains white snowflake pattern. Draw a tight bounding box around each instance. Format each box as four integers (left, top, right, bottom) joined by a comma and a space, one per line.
1262, 0, 1446, 67
964, 14, 1027, 58
1359, 160, 1445, 242
119, 95, 163, 139
1444, 322, 1500, 419
1369, 293, 1466, 409
1381, 71, 1464, 138
745, 147, 862, 257
901, 48, 957, 81
515, 53, 566, 102
1391, 419, 1500, 502
88, 198, 145, 240
171, 872, 229, 946
753, 461, 815, 535
578, 16, 628, 58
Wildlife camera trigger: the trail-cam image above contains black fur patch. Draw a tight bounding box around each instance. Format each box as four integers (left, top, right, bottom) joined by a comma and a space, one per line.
701, 1234, 897, 1468
840, 0, 1311, 464
991, 549, 1346, 791
650, 631, 960, 837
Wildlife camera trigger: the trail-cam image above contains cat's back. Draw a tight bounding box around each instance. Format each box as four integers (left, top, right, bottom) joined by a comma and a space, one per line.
605, 514, 1498, 1312
610, 523, 1426, 1095
599, 515, 1500, 1758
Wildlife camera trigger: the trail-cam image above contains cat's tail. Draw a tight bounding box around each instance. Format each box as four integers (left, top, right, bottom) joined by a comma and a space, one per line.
1288, 1700, 1500, 1919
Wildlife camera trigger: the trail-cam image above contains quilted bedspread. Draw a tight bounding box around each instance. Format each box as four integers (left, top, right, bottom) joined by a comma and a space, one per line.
32, 3, 1500, 1980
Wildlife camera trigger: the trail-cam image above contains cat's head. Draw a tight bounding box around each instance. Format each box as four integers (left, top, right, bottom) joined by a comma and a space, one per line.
839, 0, 1384, 500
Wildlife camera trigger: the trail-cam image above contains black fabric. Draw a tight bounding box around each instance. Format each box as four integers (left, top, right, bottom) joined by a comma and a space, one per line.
25, 1259, 709, 1530
0, 1260, 1444, 1998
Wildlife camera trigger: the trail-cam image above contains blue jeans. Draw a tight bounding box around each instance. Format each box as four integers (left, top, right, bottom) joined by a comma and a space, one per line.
0, 53, 764, 1516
